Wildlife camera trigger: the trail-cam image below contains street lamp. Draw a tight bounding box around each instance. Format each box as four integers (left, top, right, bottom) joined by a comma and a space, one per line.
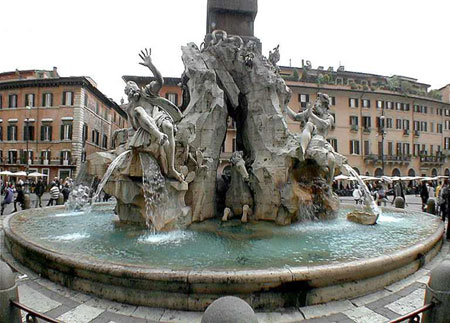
25, 105, 31, 193
380, 114, 385, 176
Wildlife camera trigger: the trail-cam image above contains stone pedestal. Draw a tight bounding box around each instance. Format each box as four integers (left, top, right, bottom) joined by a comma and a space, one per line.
394, 196, 405, 209
0, 261, 21, 323
423, 260, 450, 322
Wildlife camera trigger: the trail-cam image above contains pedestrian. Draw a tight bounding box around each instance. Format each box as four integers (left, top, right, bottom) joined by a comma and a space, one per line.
61, 183, 71, 203
438, 180, 449, 222
47, 183, 60, 206
34, 179, 46, 207
14, 185, 25, 212
1, 184, 14, 215
420, 181, 429, 212
352, 186, 362, 205
376, 184, 388, 207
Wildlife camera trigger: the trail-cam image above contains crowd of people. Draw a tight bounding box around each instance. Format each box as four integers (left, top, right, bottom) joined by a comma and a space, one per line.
0, 177, 73, 215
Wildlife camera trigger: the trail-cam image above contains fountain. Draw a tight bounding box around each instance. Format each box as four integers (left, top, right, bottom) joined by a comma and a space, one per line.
2, 0, 445, 312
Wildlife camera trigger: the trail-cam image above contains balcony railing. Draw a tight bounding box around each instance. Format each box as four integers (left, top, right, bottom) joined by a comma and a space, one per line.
420, 155, 445, 165
364, 154, 411, 164
414, 130, 420, 137
350, 124, 358, 132
403, 129, 409, 136
363, 127, 371, 133
0, 158, 77, 166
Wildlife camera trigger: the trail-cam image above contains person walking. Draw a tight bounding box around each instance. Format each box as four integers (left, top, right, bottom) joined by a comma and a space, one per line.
1, 184, 14, 215
420, 181, 429, 212
47, 183, 60, 206
61, 183, 71, 203
439, 180, 449, 222
34, 179, 46, 207
352, 186, 362, 205
14, 185, 25, 212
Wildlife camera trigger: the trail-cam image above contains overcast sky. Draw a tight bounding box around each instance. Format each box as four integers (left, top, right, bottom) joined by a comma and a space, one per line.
1, 0, 449, 102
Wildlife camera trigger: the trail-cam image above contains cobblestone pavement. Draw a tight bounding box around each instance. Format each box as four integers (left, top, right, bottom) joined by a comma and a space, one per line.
1, 198, 449, 323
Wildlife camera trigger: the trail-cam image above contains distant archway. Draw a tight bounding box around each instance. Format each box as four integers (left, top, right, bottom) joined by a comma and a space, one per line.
431, 168, 438, 177
392, 168, 401, 177
408, 169, 416, 177
353, 168, 360, 175
375, 168, 383, 177
445, 168, 450, 176
365, 171, 370, 176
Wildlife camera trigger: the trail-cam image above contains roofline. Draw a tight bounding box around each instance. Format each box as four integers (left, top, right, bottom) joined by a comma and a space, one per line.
279, 66, 431, 87
122, 75, 181, 86
0, 76, 127, 118
285, 81, 450, 106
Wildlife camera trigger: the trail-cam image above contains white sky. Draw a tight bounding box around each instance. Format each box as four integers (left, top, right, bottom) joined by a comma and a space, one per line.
1, 0, 449, 102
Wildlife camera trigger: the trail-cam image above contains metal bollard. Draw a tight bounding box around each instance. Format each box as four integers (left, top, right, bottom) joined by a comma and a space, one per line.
0, 260, 21, 323
423, 260, 450, 323
23, 193, 31, 210
56, 193, 65, 206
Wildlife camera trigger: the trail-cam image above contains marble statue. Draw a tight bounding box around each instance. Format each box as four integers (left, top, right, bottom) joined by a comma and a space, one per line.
287, 93, 345, 185
125, 48, 184, 182
222, 151, 253, 223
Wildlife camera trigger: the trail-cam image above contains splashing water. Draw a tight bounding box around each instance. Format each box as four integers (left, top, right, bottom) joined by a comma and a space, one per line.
90, 150, 131, 207
139, 152, 168, 232
66, 184, 92, 211
343, 164, 381, 219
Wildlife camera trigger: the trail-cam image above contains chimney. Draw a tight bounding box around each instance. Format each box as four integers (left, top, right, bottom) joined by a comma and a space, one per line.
52, 66, 58, 77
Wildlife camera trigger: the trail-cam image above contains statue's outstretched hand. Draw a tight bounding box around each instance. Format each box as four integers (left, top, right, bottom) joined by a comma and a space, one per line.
139, 48, 152, 67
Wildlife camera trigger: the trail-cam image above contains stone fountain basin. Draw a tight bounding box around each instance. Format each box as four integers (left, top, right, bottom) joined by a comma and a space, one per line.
2, 205, 444, 311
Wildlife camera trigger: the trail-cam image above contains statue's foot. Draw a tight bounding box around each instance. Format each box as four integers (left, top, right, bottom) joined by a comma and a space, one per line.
222, 208, 231, 222
169, 168, 184, 182
298, 145, 305, 161
241, 213, 248, 223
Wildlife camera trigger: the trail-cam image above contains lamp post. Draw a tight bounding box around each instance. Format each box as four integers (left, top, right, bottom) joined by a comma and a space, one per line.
380, 114, 385, 176
25, 106, 31, 193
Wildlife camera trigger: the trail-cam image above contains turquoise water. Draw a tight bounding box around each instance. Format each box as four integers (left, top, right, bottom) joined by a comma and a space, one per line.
11, 207, 441, 270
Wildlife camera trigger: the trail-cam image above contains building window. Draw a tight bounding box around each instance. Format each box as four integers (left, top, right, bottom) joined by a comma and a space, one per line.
82, 123, 88, 142
25, 94, 35, 107
42, 93, 53, 107
8, 94, 17, 108
347, 79, 354, 85
376, 100, 384, 109
445, 138, 450, 150
92, 129, 100, 145
364, 140, 370, 155
299, 94, 309, 109
396, 102, 402, 111
349, 116, 358, 126
41, 150, 51, 164
84, 93, 88, 107
102, 134, 108, 149
336, 77, 343, 85
329, 96, 336, 106
166, 93, 178, 105
7, 124, 18, 141
81, 151, 87, 162
60, 122, 73, 140
438, 123, 443, 133
350, 140, 360, 155
0, 126, 2, 141
232, 138, 236, 152
386, 118, 393, 129
60, 151, 71, 165
361, 99, 370, 108
41, 124, 52, 141
95, 102, 99, 114
404, 103, 410, 111
8, 150, 17, 164
396, 143, 402, 156
396, 119, 402, 129
445, 120, 450, 130
348, 98, 358, 108
403, 119, 410, 130
23, 124, 35, 141
327, 138, 338, 152
386, 101, 393, 109
0, 95, 3, 109
23, 150, 33, 164
403, 143, 410, 156
362, 116, 371, 129
62, 91, 74, 106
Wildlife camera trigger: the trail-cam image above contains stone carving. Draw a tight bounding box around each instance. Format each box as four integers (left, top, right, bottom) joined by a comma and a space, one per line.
222, 151, 253, 223
287, 93, 346, 185
87, 35, 375, 231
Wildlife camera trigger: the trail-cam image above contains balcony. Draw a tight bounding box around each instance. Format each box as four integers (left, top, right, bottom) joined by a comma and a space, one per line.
350, 124, 358, 132
364, 154, 411, 165
414, 130, 420, 137
403, 129, 409, 136
420, 155, 445, 166
363, 127, 371, 134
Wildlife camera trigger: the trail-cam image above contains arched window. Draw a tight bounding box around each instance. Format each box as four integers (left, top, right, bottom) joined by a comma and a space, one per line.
445, 168, 449, 177
431, 168, 438, 177
375, 168, 383, 177
353, 167, 360, 175
392, 168, 401, 177
408, 169, 416, 177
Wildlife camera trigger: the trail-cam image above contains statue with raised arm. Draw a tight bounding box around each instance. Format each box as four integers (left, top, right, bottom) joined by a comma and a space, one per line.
125, 48, 184, 182
287, 93, 345, 184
